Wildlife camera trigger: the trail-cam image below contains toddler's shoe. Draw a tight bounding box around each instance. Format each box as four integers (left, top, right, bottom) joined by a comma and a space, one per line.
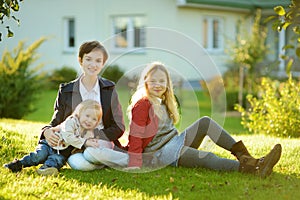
3, 159, 23, 172
36, 165, 58, 176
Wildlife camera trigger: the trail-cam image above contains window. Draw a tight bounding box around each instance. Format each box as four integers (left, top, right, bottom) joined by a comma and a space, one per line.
63, 18, 75, 52
202, 17, 223, 52
112, 16, 145, 51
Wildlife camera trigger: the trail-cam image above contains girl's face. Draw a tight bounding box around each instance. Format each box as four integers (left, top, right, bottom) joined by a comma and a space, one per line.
146, 69, 168, 98
79, 108, 99, 130
79, 49, 104, 77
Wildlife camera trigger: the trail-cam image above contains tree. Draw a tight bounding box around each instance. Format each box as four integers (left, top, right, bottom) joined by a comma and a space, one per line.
227, 9, 268, 106
269, 0, 300, 73
101, 65, 124, 83
0, 0, 22, 41
235, 1, 300, 138
0, 38, 46, 119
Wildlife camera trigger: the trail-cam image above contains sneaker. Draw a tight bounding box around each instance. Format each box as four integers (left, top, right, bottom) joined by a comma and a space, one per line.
36, 165, 58, 176
3, 159, 23, 172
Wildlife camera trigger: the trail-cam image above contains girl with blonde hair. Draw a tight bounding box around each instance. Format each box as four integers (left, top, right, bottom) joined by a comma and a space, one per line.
126, 61, 282, 178
4, 100, 113, 176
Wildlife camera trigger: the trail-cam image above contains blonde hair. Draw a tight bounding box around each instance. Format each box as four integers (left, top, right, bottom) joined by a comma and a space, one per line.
73, 99, 103, 125
127, 61, 180, 124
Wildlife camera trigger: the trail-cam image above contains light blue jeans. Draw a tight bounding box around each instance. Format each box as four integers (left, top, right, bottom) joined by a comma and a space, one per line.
67, 140, 128, 171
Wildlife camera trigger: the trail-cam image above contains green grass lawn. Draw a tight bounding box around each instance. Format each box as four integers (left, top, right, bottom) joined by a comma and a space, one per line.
1, 89, 299, 199
0, 119, 299, 200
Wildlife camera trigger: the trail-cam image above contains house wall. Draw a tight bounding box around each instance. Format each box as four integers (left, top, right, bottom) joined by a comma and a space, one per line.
0, 0, 253, 82
0, 0, 102, 73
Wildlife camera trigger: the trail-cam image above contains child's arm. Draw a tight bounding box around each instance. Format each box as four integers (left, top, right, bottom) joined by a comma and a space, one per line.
84, 138, 100, 148
60, 118, 88, 149
128, 135, 144, 167
128, 98, 154, 168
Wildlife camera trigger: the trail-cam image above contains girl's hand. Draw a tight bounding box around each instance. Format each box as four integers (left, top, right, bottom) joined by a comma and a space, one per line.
44, 128, 60, 147
85, 139, 100, 148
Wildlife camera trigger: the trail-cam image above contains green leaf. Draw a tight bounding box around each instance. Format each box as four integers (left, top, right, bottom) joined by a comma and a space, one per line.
274, 6, 286, 16
282, 22, 291, 30
285, 58, 293, 75
7, 29, 13, 38
296, 47, 300, 58
263, 15, 276, 23
293, 26, 300, 34
282, 44, 295, 50
11, 3, 19, 11
280, 55, 288, 60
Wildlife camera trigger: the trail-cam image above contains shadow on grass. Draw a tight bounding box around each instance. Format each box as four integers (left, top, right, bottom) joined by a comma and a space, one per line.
60, 166, 300, 199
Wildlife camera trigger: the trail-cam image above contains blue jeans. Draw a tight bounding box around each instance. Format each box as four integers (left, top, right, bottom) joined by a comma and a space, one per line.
20, 140, 67, 169
68, 147, 128, 171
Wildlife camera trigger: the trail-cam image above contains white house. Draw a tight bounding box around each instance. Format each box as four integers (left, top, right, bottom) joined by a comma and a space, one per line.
0, 0, 291, 83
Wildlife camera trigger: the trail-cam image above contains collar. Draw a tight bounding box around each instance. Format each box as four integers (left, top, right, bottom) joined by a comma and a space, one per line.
79, 76, 100, 96
60, 75, 115, 93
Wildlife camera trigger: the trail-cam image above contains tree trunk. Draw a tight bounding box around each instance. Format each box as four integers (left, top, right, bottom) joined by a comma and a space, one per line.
238, 66, 244, 106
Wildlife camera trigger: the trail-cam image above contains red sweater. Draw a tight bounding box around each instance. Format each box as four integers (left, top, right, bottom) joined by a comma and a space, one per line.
128, 97, 158, 167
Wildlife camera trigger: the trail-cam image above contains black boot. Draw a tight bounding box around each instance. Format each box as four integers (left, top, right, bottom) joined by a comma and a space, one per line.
231, 141, 282, 178
3, 159, 23, 172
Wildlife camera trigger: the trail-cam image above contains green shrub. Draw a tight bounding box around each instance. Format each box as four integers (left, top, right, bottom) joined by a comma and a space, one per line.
46, 66, 77, 89
101, 65, 124, 83
235, 76, 300, 138
0, 38, 46, 119
226, 90, 248, 111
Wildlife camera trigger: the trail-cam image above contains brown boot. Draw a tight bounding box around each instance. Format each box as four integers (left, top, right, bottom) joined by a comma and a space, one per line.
231, 141, 282, 178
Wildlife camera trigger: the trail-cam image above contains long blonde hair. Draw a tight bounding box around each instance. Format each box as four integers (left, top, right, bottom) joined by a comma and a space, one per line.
127, 61, 180, 124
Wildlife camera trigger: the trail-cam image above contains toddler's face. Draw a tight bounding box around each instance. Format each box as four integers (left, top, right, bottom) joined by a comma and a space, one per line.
79, 108, 99, 130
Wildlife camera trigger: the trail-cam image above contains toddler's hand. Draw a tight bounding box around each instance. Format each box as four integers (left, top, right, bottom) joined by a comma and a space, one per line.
85, 130, 94, 139
44, 128, 60, 147
85, 139, 100, 148
52, 125, 61, 132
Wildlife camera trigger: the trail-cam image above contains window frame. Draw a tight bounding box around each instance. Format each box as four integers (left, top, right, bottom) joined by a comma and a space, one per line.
63, 17, 76, 53
202, 16, 224, 53
111, 15, 146, 53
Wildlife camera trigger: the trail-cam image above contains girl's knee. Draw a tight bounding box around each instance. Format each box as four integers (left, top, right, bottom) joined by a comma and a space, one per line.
67, 153, 96, 171
196, 116, 211, 128
199, 116, 211, 123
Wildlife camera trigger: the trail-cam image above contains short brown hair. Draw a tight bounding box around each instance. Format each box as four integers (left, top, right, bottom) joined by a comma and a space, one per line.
78, 41, 108, 64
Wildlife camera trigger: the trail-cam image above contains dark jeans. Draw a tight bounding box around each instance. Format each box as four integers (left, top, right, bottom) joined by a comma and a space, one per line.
20, 140, 67, 169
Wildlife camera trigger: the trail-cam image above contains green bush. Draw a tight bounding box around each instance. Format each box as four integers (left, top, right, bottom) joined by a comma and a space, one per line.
46, 66, 77, 89
101, 65, 124, 83
235, 76, 300, 138
0, 38, 46, 119
226, 90, 248, 111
